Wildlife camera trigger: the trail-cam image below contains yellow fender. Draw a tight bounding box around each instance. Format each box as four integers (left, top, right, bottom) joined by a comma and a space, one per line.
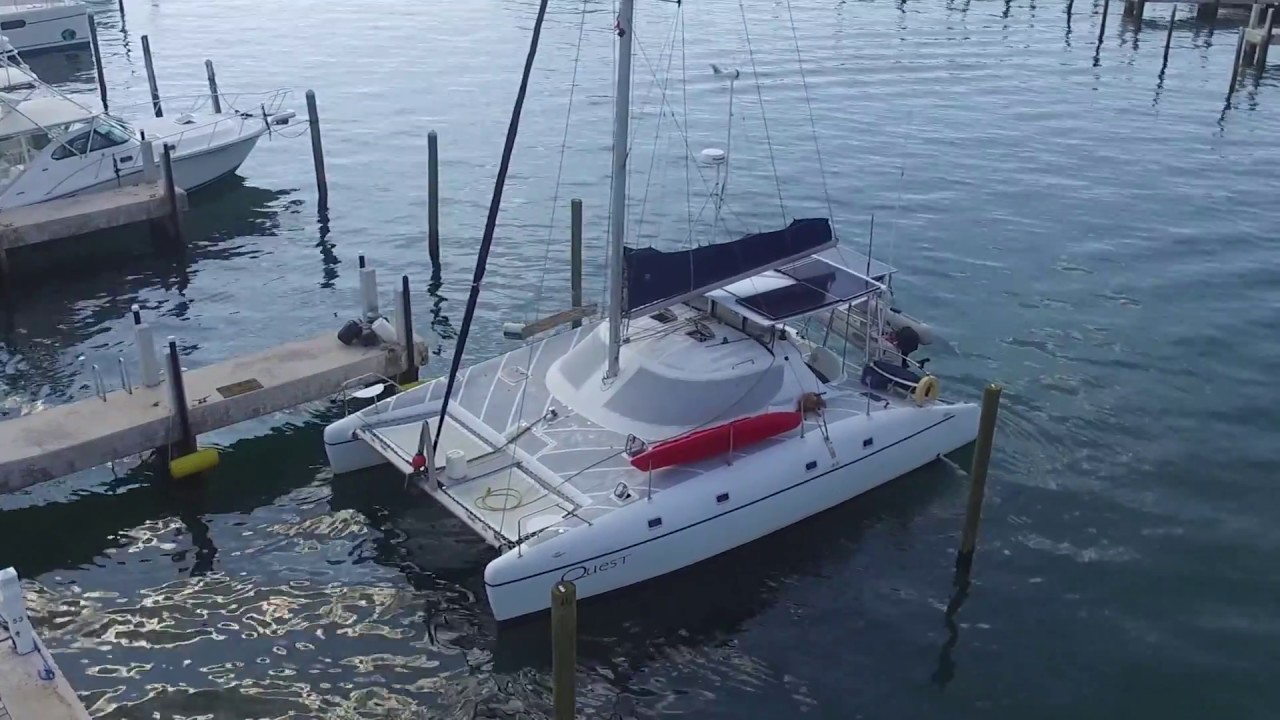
169, 448, 220, 479
914, 375, 940, 405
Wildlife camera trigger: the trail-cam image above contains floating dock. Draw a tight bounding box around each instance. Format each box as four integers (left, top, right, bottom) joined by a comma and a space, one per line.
0, 333, 421, 493
0, 568, 90, 720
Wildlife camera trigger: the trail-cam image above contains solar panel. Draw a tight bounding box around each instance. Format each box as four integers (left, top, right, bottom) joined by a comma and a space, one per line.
734, 258, 877, 321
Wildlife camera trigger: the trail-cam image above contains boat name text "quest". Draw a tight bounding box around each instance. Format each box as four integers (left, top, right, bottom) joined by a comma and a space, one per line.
561, 554, 630, 583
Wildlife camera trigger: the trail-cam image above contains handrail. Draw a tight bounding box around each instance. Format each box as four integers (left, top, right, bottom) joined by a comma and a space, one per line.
106, 88, 292, 119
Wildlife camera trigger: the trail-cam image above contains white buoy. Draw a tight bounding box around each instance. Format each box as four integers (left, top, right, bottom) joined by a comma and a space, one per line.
700, 147, 727, 165
445, 449, 468, 480
502, 322, 524, 340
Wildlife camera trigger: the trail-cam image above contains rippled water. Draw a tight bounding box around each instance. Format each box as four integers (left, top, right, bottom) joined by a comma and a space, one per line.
1, 0, 1278, 717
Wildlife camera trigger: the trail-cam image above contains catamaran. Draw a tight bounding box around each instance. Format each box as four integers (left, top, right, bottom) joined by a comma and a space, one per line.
323, 0, 979, 621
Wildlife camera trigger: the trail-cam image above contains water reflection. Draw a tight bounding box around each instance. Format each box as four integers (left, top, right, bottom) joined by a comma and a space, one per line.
0, 179, 295, 405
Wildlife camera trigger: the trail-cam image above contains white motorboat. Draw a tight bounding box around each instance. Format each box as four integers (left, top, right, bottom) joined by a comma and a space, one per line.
0, 0, 88, 55
0, 65, 293, 210
323, 0, 980, 621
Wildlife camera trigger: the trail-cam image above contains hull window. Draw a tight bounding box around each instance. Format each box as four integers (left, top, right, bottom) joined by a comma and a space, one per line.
0, 20, 26, 31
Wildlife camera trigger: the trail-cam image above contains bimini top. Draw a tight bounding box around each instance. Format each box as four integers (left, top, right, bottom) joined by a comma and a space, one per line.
0, 96, 95, 138
622, 217, 835, 317
707, 255, 883, 325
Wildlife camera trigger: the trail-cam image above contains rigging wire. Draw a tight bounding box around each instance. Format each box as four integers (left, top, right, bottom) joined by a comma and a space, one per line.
631, 32, 752, 236
681, 9, 692, 249
783, 0, 836, 226
635, 5, 683, 244
500, 0, 590, 533
738, 0, 788, 223
432, 0, 553, 455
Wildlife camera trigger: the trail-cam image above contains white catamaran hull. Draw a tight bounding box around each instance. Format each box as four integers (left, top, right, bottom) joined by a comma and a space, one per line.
324, 387, 978, 621
481, 402, 976, 620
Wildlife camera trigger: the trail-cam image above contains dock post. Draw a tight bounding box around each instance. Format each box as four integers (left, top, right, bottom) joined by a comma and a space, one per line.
551, 581, 577, 720
1097, 0, 1111, 45
0, 567, 34, 654
1196, 1, 1219, 23
139, 139, 157, 182
1256, 6, 1275, 71
87, 12, 108, 111
305, 89, 328, 214
204, 59, 222, 114
359, 256, 378, 321
132, 304, 161, 387
570, 198, 583, 329
1230, 29, 1246, 92
141, 35, 162, 118
159, 143, 183, 244
1162, 6, 1177, 67
428, 130, 440, 269
954, 384, 1002, 585
165, 338, 196, 456
117, 0, 125, 19
399, 275, 417, 385
1123, 0, 1143, 21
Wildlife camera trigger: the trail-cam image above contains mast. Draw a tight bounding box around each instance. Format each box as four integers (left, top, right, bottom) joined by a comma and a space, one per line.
605, 0, 635, 380
429, 0, 552, 454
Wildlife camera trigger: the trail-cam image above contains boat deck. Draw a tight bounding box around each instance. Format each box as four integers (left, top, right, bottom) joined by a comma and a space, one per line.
355, 306, 923, 548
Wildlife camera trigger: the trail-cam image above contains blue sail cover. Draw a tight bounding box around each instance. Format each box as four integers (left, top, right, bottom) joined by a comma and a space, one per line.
622, 217, 835, 316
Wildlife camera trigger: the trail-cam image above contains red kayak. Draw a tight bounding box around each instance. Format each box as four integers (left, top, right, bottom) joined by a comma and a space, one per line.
629, 410, 803, 472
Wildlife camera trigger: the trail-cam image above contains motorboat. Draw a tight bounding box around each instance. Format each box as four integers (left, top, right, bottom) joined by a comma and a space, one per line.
0, 64, 293, 210
323, 0, 980, 621
0, 0, 89, 55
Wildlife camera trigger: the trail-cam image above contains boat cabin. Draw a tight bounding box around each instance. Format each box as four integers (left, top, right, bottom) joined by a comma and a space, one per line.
0, 96, 140, 206
540, 218, 899, 442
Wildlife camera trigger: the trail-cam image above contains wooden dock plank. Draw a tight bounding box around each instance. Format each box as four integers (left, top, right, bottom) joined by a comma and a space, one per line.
0, 334, 419, 493
0, 183, 189, 250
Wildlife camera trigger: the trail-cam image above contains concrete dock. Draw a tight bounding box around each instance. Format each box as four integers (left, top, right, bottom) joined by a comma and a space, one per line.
0, 334, 420, 493
0, 182, 188, 252
0, 569, 90, 720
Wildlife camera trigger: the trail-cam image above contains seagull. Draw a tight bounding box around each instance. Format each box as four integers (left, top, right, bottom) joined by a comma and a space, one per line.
710, 64, 741, 80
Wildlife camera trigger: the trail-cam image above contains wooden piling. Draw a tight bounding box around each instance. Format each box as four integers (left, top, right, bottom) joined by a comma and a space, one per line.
399, 274, 417, 385
141, 35, 162, 118
1256, 6, 1275, 71
117, 0, 125, 18
305, 89, 328, 213
87, 12, 108, 111
551, 581, 577, 720
1098, 0, 1111, 45
1132, 0, 1144, 23
428, 130, 440, 269
570, 198, 583, 329
954, 384, 1002, 584
1196, 1, 1219, 23
160, 143, 183, 244
1230, 29, 1246, 92
205, 59, 222, 114
166, 338, 196, 456
1162, 6, 1177, 67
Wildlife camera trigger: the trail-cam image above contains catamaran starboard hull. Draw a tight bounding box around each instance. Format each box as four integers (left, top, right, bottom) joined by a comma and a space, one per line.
481, 401, 977, 620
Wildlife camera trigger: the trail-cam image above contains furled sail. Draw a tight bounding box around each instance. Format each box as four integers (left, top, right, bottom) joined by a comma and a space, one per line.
622, 217, 835, 316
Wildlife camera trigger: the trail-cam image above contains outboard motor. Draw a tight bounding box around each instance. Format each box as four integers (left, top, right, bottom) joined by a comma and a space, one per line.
893, 325, 921, 368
